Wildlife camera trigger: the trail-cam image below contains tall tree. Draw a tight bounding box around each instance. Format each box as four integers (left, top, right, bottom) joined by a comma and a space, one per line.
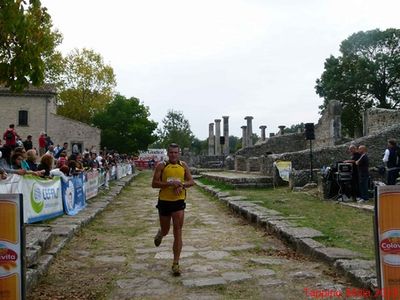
315, 28, 400, 136
0, 0, 62, 91
157, 110, 194, 149
55, 48, 116, 124
190, 137, 208, 155
284, 123, 305, 134
92, 94, 157, 154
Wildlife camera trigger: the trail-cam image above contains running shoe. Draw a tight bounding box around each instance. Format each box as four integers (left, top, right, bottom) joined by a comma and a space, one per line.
154, 229, 163, 247
172, 262, 181, 276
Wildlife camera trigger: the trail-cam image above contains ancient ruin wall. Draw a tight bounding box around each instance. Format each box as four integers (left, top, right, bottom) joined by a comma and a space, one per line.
313, 100, 342, 148
236, 132, 307, 158
261, 124, 400, 176
364, 108, 400, 136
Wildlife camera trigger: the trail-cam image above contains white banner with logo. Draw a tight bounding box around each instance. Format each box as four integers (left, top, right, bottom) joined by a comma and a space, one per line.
19, 175, 64, 223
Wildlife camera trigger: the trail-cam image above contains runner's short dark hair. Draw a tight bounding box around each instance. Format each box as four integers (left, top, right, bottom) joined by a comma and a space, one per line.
168, 143, 179, 150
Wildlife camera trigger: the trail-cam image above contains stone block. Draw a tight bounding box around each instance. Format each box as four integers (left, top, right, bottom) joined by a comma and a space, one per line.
279, 227, 324, 244
26, 268, 40, 293
313, 247, 364, 264
294, 238, 325, 254
26, 245, 41, 268
182, 277, 227, 287
221, 272, 252, 282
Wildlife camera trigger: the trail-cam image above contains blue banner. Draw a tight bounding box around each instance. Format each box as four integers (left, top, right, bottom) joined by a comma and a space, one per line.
62, 173, 86, 215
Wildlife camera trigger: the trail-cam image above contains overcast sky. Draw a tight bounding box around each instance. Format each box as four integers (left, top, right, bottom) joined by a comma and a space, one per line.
41, 0, 400, 140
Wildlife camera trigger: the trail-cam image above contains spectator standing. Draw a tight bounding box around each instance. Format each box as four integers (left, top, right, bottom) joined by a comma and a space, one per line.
38, 132, 46, 157
355, 145, 370, 203
45, 134, 54, 151
382, 139, 400, 185
3, 124, 20, 149
45, 145, 56, 157
72, 143, 80, 154
96, 151, 103, 167
23, 135, 33, 150
54, 142, 68, 159
90, 152, 99, 169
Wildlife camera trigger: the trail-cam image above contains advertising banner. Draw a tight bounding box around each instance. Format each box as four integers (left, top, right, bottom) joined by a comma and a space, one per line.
19, 175, 64, 223
110, 166, 117, 180
375, 185, 400, 299
0, 175, 22, 194
116, 165, 123, 180
85, 170, 99, 200
274, 161, 292, 182
62, 173, 86, 215
0, 194, 25, 300
98, 168, 105, 187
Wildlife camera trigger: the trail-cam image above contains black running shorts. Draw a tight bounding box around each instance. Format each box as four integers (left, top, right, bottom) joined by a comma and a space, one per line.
156, 200, 186, 216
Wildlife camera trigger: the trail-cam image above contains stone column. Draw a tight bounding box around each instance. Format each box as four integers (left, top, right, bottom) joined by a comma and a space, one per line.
214, 119, 221, 156
259, 125, 267, 141
241, 126, 247, 149
245, 116, 253, 147
208, 123, 215, 156
222, 116, 229, 155
278, 125, 286, 135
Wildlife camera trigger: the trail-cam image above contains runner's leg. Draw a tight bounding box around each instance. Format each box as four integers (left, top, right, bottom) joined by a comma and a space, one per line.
171, 209, 184, 263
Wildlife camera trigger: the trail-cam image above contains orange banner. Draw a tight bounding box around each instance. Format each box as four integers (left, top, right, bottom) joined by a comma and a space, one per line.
0, 195, 24, 300
376, 186, 400, 299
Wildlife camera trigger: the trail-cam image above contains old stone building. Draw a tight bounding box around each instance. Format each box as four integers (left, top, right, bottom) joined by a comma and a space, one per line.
0, 85, 100, 153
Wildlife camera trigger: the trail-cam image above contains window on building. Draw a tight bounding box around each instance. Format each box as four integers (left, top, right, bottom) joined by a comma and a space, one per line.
18, 110, 28, 126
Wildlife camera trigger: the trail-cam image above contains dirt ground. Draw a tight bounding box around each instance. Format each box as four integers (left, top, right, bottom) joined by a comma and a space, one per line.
28, 171, 362, 300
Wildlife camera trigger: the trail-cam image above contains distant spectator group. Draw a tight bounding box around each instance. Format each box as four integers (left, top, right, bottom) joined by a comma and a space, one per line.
0, 123, 135, 181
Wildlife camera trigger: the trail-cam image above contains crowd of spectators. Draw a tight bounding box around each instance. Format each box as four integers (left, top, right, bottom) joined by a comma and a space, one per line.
0, 124, 135, 181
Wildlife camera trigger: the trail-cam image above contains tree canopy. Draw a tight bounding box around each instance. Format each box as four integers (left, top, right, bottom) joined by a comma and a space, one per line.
55, 48, 116, 124
156, 110, 194, 149
0, 0, 62, 91
92, 94, 157, 154
315, 28, 400, 136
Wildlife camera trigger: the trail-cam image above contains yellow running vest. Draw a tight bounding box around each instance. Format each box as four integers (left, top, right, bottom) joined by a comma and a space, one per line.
159, 161, 186, 201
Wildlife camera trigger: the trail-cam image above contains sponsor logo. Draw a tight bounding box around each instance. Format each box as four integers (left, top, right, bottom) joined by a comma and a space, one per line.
0, 244, 17, 271
380, 237, 400, 254
30, 182, 60, 213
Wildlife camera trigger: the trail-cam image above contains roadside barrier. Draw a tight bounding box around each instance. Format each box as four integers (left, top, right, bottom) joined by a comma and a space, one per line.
0, 163, 133, 223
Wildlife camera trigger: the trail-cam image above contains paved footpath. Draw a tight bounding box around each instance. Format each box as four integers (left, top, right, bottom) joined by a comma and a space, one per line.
28, 171, 359, 300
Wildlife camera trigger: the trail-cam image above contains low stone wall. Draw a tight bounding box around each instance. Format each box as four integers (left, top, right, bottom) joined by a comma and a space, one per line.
235, 155, 247, 171
247, 157, 260, 172
183, 154, 225, 168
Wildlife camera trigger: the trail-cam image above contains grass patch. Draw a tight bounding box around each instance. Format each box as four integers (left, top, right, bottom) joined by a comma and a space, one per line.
200, 178, 375, 259
197, 177, 235, 191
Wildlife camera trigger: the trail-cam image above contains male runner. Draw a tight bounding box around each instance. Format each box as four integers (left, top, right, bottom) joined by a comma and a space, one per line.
151, 143, 194, 276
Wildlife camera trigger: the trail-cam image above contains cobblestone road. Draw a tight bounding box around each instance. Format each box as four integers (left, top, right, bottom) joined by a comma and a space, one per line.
29, 171, 359, 300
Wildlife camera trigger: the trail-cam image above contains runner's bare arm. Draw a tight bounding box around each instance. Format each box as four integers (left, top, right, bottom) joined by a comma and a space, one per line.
182, 161, 194, 188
